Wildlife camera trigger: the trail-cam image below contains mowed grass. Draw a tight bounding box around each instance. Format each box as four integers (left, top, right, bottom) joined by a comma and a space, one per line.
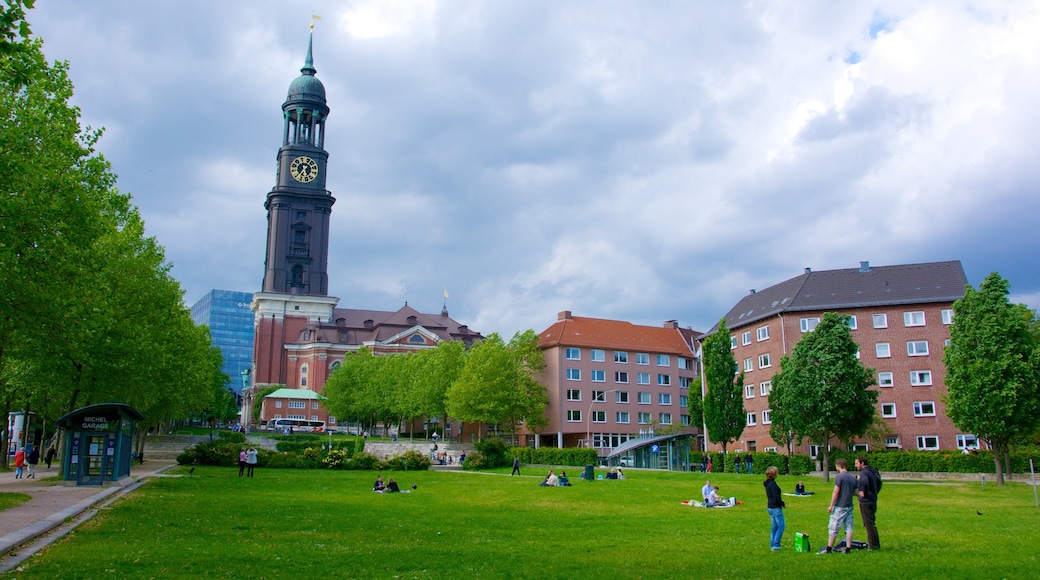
0, 492, 30, 512
9, 466, 1040, 579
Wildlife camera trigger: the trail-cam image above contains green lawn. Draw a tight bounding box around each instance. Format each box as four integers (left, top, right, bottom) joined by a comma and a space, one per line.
0, 492, 30, 512
8, 467, 1039, 578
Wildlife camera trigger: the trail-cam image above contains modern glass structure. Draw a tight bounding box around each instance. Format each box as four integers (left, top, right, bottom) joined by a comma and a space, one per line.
189, 290, 255, 395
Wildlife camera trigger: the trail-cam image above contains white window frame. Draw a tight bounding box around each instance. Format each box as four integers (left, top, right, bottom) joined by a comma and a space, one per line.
591, 410, 606, 423
615, 391, 629, 404
592, 390, 606, 402
566, 389, 581, 402
615, 371, 629, 384
657, 354, 670, 367
565, 347, 580, 360
758, 353, 771, 369
745, 385, 755, 399
878, 372, 894, 387
756, 325, 770, 341
591, 369, 606, 383
659, 413, 672, 425
636, 353, 650, 365
288, 401, 305, 409
941, 309, 954, 325
910, 370, 933, 386
762, 409, 772, 424
760, 381, 772, 396
680, 395, 688, 408
657, 374, 671, 386
638, 392, 651, 404
800, 317, 820, 332
907, 341, 929, 356
616, 411, 630, 424
881, 403, 896, 418
913, 401, 936, 417
746, 412, 757, 426
590, 349, 605, 362
846, 315, 858, 330
956, 434, 978, 450
875, 343, 891, 358
637, 372, 650, 385
615, 351, 628, 364
744, 358, 753, 372
916, 435, 939, 450
678, 357, 689, 370
730, 336, 737, 349
566, 368, 580, 381
566, 409, 581, 422
275, 401, 283, 408
658, 393, 671, 406
885, 436, 900, 449
872, 313, 888, 328
638, 412, 651, 425
741, 331, 752, 346
904, 311, 926, 327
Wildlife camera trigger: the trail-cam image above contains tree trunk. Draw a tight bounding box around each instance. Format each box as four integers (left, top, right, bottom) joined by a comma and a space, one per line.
821, 444, 831, 483
1004, 447, 1012, 479
993, 443, 1005, 485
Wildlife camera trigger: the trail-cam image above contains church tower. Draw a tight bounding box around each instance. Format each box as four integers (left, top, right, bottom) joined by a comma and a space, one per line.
250, 30, 339, 393
261, 31, 334, 295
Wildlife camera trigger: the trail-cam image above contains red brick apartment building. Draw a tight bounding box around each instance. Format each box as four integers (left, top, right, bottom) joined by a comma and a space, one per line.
707, 260, 975, 455
528, 312, 703, 456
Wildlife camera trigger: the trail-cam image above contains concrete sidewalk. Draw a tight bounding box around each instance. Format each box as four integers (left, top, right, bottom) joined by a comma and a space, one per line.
0, 460, 177, 567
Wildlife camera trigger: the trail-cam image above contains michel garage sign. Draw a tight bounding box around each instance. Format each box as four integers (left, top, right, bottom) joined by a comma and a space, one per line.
80, 414, 119, 431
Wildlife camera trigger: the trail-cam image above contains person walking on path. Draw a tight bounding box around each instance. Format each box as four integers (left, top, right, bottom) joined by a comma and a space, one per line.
13, 447, 26, 479
245, 447, 258, 477
763, 466, 786, 551
511, 456, 521, 476
856, 456, 882, 550
27, 447, 39, 479
45, 446, 56, 469
821, 458, 857, 554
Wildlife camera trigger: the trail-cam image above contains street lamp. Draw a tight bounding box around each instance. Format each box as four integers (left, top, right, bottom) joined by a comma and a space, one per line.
586, 389, 623, 456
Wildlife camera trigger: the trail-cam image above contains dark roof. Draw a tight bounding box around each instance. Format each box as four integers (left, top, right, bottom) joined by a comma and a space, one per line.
708, 260, 968, 334
293, 303, 481, 347
55, 403, 145, 427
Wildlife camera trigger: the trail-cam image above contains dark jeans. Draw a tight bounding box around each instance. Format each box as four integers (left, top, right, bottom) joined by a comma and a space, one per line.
859, 501, 880, 549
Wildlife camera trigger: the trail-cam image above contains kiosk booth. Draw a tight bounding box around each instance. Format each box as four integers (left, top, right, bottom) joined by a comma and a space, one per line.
55, 403, 143, 486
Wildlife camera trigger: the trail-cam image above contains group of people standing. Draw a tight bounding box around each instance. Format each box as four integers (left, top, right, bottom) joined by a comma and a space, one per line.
237, 448, 259, 477
759, 456, 882, 553
12, 446, 57, 479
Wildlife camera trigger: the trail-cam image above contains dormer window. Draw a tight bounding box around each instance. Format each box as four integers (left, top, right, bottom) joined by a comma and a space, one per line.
459, 325, 468, 333
335, 318, 346, 326
407, 316, 417, 325
364, 319, 374, 328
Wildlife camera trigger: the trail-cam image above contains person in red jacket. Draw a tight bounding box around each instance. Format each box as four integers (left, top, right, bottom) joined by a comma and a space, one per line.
13, 447, 26, 479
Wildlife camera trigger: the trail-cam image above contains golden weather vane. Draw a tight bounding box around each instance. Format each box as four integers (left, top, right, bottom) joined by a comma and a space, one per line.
310, 12, 322, 31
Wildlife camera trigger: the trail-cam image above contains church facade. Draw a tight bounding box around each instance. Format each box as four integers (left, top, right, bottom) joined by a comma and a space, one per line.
245, 32, 481, 428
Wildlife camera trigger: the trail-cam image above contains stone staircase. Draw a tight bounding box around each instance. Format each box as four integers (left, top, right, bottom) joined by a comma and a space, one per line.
142, 435, 209, 461
364, 440, 474, 468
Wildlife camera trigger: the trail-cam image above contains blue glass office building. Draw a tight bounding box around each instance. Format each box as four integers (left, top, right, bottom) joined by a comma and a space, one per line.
190, 290, 255, 395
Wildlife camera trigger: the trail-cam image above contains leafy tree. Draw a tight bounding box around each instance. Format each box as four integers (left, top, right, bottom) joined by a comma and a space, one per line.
769, 312, 877, 481
445, 330, 548, 438
702, 319, 745, 453
944, 273, 1040, 485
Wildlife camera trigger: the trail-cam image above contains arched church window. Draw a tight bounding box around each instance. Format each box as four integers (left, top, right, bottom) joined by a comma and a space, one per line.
408, 334, 426, 344
300, 363, 309, 388
291, 265, 304, 286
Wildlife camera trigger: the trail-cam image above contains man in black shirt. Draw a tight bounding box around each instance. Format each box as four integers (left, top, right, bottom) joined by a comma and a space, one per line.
856, 456, 881, 550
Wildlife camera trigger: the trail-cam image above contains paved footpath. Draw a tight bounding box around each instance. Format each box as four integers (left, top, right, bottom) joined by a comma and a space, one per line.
0, 460, 177, 572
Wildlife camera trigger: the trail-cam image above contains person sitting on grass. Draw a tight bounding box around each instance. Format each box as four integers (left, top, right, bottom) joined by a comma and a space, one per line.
794, 481, 814, 495
374, 475, 386, 492
706, 485, 728, 507
386, 478, 401, 493
558, 471, 571, 486
540, 470, 559, 486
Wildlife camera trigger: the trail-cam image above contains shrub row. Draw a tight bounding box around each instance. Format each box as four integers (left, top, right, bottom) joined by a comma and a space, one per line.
826, 447, 1040, 474
174, 438, 429, 471
697, 451, 812, 476
510, 446, 599, 468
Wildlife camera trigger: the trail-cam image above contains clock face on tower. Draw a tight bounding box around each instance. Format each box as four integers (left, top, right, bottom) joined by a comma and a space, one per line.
289, 156, 319, 183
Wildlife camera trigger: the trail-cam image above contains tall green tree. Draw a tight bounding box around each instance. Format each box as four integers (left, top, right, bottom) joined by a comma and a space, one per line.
445, 330, 548, 438
769, 312, 877, 481
702, 319, 745, 453
944, 273, 1040, 485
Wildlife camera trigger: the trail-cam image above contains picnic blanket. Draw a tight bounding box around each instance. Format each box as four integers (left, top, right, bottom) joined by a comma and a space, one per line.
680, 500, 738, 508
783, 492, 815, 497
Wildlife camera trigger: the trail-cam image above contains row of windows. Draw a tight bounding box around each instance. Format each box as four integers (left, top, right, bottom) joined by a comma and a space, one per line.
742, 353, 772, 372
271, 414, 320, 421
744, 381, 773, 398
879, 400, 938, 418
566, 390, 689, 407
566, 410, 682, 425
746, 409, 773, 426
874, 340, 934, 358
878, 370, 934, 387
273, 401, 321, 409
565, 348, 691, 369
566, 369, 684, 386
733, 309, 955, 348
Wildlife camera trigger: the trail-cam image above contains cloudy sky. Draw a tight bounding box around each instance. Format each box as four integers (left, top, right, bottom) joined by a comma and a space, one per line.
29, 1, 1040, 338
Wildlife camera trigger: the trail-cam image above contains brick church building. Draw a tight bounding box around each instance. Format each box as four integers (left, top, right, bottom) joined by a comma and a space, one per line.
243, 31, 481, 429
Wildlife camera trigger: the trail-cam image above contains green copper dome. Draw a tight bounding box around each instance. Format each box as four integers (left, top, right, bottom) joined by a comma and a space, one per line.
286, 32, 326, 104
